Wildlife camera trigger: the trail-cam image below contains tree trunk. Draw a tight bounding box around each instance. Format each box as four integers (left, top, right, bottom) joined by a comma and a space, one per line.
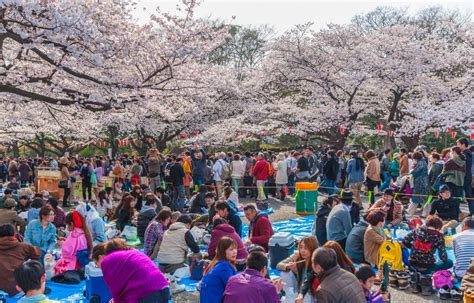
400, 135, 420, 151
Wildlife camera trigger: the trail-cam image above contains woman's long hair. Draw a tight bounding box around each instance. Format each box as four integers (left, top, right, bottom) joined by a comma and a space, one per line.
65, 211, 93, 252
295, 236, 318, 289
323, 240, 355, 274
114, 194, 134, 219
203, 236, 236, 275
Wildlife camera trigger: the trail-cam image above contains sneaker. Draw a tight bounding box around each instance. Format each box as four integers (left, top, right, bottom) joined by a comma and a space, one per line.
438, 285, 451, 300
410, 271, 421, 294
170, 280, 185, 295
397, 271, 410, 290
450, 286, 463, 302
389, 270, 399, 288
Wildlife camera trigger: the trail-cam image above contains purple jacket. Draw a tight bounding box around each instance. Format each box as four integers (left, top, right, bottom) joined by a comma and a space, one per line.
101, 250, 169, 303
208, 223, 248, 260
223, 268, 280, 303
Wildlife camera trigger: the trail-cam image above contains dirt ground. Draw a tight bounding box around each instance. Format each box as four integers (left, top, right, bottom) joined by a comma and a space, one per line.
174, 194, 444, 303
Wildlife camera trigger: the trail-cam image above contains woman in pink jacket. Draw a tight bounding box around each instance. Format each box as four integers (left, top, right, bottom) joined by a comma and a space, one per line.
208, 218, 247, 261
54, 211, 93, 274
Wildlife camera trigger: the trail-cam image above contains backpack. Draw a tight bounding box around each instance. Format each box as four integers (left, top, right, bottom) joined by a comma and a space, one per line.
378, 240, 404, 271
432, 172, 454, 192
220, 160, 232, 180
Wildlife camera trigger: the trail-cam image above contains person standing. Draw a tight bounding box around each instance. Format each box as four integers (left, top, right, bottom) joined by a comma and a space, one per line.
252, 153, 269, 203
379, 149, 391, 191
442, 146, 466, 203
399, 148, 409, 175
169, 158, 186, 213
147, 149, 163, 193
364, 150, 381, 205
428, 152, 444, 192
295, 151, 310, 182
321, 150, 339, 195
275, 153, 289, 200
190, 144, 207, 188
213, 153, 228, 198
346, 151, 365, 207
230, 155, 244, 194
18, 159, 31, 188
80, 160, 93, 203
457, 138, 473, 215
390, 153, 400, 182
59, 157, 72, 207
286, 151, 298, 196
407, 151, 430, 216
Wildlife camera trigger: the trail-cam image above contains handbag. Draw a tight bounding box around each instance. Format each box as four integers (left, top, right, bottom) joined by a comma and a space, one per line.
90, 171, 97, 185
76, 249, 91, 267
59, 180, 69, 189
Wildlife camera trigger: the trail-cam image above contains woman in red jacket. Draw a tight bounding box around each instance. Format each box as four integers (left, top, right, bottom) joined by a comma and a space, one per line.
252, 153, 269, 202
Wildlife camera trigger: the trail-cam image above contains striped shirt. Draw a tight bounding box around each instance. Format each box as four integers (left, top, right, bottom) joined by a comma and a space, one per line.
453, 229, 474, 277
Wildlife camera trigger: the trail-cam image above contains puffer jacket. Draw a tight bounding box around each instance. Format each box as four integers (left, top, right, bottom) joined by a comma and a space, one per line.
314, 204, 332, 245
443, 156, 466, 187
208, 223, 247, 260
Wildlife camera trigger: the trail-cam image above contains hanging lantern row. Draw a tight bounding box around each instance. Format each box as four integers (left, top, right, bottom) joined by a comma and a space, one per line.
471, 123, 474, 141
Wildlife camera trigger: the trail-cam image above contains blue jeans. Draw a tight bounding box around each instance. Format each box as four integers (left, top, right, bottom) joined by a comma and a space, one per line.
193, 176, 204, 188
173, 185, 185, 212
379, 171, 391, 191
140, 286, 170, 303
232, 178, 240, 193
288, 174, 296, 195
320, 177, 338, 195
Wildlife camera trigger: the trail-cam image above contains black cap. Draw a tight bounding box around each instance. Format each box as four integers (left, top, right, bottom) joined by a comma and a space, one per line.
439, 184, 451, 193
384, 189, 395, 197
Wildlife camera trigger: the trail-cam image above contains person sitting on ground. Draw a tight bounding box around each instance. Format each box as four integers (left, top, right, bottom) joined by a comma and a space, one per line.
114, 194, 136, 232
27, 198, 43, 223
214, 200, 242, 237
137, 197, 158, 243
0, 224, 41, 296
402, 215, 453, 273
223, 186, 242, 211
25, 205, 56, 258
156, 214, 201, 273
143, 208, 172, 259
313, 196, 339, 246
326, 191, 353, 249
244, 204, 273, 251
16, 195, 30, 218
223, 251, 283, 303
323, 240, 356, 274
345, 214, 369, 263
96, 190, 114, 219
0, 198, 26, 234
363, 210, 387, 283
343, 190, 361, 226
189, 185, 208, 214
429, 184, 461, 233
369, 189, 404, 229
155, 187, 171, 209
91, 239, 170, 303
453, 216, 474, 278
356, 264, 386, 303
205, 193, 217, 226
54, 211, 93, 274
306, 247, 366, 303
277, 236, 318, 303
14, 260, 59, 303
7, 177, 20, 191
0, 189, 18, 209
208, 218, 247, 261
46, 198, 66, 229
200, 237, 238, 303
76, 202, 107, 245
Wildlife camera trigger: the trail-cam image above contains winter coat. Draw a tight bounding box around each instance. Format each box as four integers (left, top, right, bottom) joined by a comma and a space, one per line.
18, 163, 31, 182
0, 236, 41, 296
208, 223, 247, 260
365, 157, 381, 182
0, 208, 26, 233
314, 265, 366, 303
54, 227, 88, 275
429, 197, 460, 221
231, 160, 244, 178
428, 160, 444, 187
102, 250, 169, 303
190, 149, 207, 178
443, 156, 466, 187
346, 220, 369, 263
326, 204, 352, 242
315, 204, 332, 245
390, 160, 400, 178
252, 159, 269, 181
248, 212, 274, 251
346, 158, 364, 184
200, 261, 237, 303
323, 158, 339, 181
370, 198, 403, 226
137, 206, 156, 242
399, 155, 409, 175
411, 159, 429, 204
380, 156, 391, 174
402, 225, 448, 268
147, 157, 162, 177
223, 268, 281, 303
364, 225, 386, 266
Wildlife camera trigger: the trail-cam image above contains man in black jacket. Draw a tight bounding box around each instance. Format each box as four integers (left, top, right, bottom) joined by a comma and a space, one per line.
429, 184, 461, 231
322, 150, 339, 195
169, 158, 185, 212
137, 197, 158, 242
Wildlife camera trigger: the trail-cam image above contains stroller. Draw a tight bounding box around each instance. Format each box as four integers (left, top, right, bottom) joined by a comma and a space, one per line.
391, 174, 412, 206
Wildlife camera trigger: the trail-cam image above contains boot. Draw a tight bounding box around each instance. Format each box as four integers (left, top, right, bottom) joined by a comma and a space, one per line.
389, 270, 399, 288
420, 274, 434, 296
397, 270, 410, 290
410, 271, 421, 294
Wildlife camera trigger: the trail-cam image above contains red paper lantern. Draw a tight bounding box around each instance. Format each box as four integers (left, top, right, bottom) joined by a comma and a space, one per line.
339, 126, 345, 135
451, 131, 457, 139
183, 133, 188, 139
377, 124, 383, 133
388, 130, 394, 137
434, 131, 440, 138
176, 135, 181, 140
447, 127, 452, 133
471, 133, 474, 141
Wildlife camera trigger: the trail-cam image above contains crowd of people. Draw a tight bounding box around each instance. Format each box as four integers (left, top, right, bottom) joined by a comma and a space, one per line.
0, 138, 473, 302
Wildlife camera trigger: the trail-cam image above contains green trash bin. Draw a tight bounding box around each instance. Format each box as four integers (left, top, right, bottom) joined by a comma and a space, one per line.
295, 189, 318, 215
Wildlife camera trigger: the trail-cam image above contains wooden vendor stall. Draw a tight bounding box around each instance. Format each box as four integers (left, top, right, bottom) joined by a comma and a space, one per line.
35, 168, 63, 200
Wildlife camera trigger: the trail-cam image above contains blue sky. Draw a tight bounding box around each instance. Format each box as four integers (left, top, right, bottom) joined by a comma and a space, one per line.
133, 0, 472, 32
